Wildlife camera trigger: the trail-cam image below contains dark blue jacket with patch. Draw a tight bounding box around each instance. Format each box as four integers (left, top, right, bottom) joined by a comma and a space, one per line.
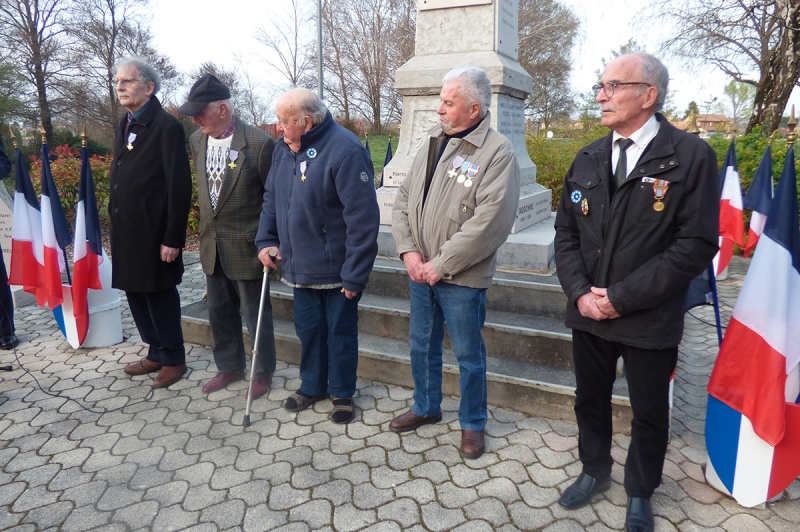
256, 111, 379, 292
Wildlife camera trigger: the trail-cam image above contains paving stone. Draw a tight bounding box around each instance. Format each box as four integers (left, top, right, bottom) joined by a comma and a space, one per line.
0, 506, 23, 530
255, 461, 293, 486
60, 480, 107, 508
184, 484, 228, 512
95, 463, 138, 486
291, 464, 331, 489
275, 445, 313, 466
200, 499, 245, 529
475, 477, 521, 504
370, 465, 410, 489
361, 522, 402, 532
21, 500, 72, 529
112, 501, 159, 529
144, 480, 188, 506
376, 498, 420, 528
289, 499, 333, 529
451, 463, 490, 488
311, 449, 349, 471
312, 479, 354, 506
60, 504, 111, 531
15, 463, 60, 487
48, 466, 94, 492
11, 485, 60, 512
352, 483, 395, 510
151, 504, 200, 531
244, 504, 289, 532
174, 461, 216, 487
420, 501, 467, 532
332, 503, 377, 532
268, 483, 310, 511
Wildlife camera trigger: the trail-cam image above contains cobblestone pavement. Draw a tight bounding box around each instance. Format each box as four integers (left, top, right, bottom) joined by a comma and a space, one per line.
1, 255, 798, 531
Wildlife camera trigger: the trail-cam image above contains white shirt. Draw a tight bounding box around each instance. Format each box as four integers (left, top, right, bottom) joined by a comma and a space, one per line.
611, 114, 660, 180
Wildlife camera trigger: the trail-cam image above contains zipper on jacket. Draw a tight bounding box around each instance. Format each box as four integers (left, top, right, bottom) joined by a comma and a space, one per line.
287, 150, 297, 277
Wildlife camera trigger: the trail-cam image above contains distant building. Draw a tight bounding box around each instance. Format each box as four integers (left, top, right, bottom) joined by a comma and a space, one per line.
671, 114, 734, 138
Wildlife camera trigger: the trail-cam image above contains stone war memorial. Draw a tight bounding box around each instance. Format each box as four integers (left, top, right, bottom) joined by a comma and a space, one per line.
377, 0, 556, 273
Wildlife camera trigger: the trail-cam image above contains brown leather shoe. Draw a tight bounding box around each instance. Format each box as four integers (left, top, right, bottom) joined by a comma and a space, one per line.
202, 372, 245, 394
152, 364, 187, 388
389, 409, 442, 433
246, 376, 272, 400
124, 358, 162, 375
460, 430, 485, 459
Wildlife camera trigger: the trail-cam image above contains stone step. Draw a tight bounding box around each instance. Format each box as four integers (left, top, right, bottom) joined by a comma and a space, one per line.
181, 301, 632, 430
268, 280, 573, 370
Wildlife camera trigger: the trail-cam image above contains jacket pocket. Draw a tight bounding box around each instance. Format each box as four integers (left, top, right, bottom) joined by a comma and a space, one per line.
449, 199, 475, 227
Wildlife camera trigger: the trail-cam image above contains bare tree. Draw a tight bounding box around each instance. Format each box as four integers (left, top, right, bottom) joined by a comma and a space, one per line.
0, 0, 71, 146
647, 0, 800, 133
254, 0, 315, 89
518, 0, 580, 129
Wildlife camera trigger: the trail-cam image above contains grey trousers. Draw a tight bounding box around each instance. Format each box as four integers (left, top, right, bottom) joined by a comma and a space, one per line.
206, 255, 276, 378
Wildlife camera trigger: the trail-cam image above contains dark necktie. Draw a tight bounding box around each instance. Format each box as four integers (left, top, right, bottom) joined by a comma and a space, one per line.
615, 138, 635, 190
124, 114, 135, 141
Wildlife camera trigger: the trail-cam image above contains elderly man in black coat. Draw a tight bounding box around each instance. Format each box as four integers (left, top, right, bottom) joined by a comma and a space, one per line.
109, 57, 192, 388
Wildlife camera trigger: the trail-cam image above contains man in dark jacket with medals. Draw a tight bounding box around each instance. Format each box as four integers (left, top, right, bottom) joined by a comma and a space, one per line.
109, 57, 192, 388
554, 53, 719, 532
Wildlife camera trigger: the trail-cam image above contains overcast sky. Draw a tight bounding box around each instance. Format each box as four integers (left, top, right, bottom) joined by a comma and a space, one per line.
149, 0, 800, 120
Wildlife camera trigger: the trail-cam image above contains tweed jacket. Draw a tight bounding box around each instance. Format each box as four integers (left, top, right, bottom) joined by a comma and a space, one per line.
108, 96, 192, 293
190, 119, 275, 280
392, 113, 521, 289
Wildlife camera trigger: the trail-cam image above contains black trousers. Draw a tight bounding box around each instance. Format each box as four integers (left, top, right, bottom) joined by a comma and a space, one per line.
127, 287, 185, 367
572, 329, 678, 498
0, 255, 14, 338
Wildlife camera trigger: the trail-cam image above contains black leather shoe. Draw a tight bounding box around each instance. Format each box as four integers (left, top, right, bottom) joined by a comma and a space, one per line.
625, 497, 654, 532
0, 335, 19, 350
558, 472, 611, 509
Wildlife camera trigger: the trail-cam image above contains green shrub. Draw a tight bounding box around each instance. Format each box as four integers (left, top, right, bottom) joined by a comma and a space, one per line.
527, 127, 608, 211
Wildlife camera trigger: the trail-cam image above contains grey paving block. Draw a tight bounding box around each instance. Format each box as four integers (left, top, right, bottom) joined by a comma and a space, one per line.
151, 504, 200, 531
242, 503, 288, 532
60, 505, 111, 532
332, 503, 377, 532
420, 501, 467, 532
289, 499, 333, 529
200, 499, 245, 529
184, 484, 228, 512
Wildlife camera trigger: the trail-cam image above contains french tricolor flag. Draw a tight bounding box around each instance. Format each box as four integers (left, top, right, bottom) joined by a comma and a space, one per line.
705, 144, 800, 507
67, 145, 104, 347
742, 145, 773, 258
713, 139, 745, 275
40, 143, 72, 309
8, 147, 47, 304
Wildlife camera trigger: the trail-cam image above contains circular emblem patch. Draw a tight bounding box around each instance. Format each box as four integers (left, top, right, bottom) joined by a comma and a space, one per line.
571, 190, 582, 203
360, 171, 369, 183
307, 148, 317, 158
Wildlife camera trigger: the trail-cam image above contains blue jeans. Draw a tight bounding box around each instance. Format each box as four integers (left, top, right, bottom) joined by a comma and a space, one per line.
409, 280, 488, 431
293, 287, 361, 399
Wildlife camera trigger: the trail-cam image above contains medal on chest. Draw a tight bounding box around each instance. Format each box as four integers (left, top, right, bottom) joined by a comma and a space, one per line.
300, 161, 307, 182
653, 179, 669, 211
228, 149, 238, 170
127, 132, 137, 151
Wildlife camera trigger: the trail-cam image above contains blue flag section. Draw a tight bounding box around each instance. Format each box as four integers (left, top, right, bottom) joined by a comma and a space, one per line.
743, 145, 774, 257
380, 137, 393, 187
40, 144, 72, 252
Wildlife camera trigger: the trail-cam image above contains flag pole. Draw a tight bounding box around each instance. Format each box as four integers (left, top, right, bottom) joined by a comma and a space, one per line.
40, 123, 72, 285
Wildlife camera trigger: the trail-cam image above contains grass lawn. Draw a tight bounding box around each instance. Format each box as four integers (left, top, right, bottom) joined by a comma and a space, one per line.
358, 134, 395, 180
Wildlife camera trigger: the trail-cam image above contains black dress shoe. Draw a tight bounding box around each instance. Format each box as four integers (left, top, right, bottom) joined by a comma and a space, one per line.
558, 472, 611, 509
0, 335, 19, 350
625, 497, 654, 532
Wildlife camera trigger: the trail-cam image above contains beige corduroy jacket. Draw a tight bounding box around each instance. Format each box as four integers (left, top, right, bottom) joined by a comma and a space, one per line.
392, 113, 521, 289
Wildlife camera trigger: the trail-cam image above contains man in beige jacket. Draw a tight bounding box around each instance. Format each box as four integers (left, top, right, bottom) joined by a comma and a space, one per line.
390, 66, 521, 459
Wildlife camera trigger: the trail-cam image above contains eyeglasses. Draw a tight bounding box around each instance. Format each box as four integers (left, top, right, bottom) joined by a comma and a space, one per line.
114, 78, 140, 86
591, 81, 652, 98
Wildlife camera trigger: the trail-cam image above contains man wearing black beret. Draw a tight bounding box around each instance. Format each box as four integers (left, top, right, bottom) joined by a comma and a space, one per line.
179, 74, 277, 399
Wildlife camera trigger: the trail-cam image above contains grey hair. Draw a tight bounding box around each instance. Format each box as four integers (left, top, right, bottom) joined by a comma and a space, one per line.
114, 56, 161, 94
627, 52, 669, 111
278, 88, 328, 126
442, 66, 492, 117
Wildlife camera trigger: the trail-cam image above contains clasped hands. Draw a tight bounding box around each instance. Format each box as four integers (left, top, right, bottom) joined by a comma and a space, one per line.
402, 252, 441, 286
577, 287, 620, 321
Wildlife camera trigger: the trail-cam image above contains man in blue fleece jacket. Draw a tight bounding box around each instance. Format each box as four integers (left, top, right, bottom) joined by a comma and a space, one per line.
256, 88, 379, 424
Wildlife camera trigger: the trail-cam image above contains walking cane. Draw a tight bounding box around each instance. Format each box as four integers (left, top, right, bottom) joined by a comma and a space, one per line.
243, 248, 278, 428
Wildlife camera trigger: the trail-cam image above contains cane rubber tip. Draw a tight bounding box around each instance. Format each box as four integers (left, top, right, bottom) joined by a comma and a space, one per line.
243, 415, 251, 427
